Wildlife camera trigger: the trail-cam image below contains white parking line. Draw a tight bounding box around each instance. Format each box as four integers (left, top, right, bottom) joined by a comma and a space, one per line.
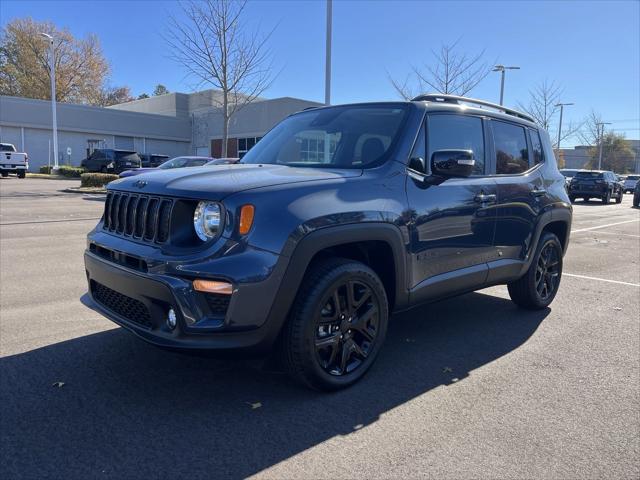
572, 218, 640, 233
579, 230, 640, 238
564, 273, 640, 287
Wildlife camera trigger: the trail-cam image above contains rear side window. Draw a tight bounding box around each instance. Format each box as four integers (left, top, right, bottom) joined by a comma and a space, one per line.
427, 114, 485, 175
493, 121, 529, 174
529, 129, 544, 164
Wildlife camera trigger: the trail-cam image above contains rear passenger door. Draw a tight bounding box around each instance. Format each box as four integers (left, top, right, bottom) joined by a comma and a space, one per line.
488, 120, 546, 278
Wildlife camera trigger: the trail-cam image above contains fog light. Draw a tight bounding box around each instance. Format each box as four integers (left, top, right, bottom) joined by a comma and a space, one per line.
167, 308, 177, 329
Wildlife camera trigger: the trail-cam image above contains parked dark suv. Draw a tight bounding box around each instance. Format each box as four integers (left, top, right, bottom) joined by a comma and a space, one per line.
568, 170, 623, 204
81, 149, 142, 174
84, 95, 572, 390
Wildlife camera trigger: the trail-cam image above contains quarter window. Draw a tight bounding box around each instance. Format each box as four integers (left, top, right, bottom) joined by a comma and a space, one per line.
493, 121, 529, 174
427, 114, 485, 175
530, 129, 544, 164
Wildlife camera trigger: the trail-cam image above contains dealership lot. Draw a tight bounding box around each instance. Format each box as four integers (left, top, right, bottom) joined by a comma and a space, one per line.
1, 178, 638, 479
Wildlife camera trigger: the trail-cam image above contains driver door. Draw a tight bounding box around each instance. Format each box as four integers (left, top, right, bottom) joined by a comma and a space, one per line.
406, 113, 497, 302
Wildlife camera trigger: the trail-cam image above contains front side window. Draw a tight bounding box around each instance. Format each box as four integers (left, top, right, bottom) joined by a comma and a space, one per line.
241, 105, 409, 168
427, 114, 485, 175
493, 121, 529, 174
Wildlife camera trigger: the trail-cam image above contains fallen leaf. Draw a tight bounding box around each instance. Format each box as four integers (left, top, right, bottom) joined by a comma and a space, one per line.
246, 401, 262, 410
52, 382, 65, 388
613, 307, 623, 311
443, 367, 453, 373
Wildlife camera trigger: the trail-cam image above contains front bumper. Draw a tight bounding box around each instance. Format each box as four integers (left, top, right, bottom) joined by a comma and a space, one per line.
84, 248, 288, 354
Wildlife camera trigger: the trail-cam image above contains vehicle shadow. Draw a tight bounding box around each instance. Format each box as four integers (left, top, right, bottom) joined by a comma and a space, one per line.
1, 291, 548, 479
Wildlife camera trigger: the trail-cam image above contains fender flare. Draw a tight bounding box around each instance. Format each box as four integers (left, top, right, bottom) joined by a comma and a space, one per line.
262, 222, 409, 341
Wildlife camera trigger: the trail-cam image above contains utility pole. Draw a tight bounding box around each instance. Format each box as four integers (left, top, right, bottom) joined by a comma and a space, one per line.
324, 0, 332, 106
40, 32, 59, 172
492, 65, 520, 105
596, 122, 612, 170
555, 102, 574, 150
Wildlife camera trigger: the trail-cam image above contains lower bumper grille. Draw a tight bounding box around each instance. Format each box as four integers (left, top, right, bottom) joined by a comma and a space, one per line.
204, 293, 231, 317
92, 281, 152, 328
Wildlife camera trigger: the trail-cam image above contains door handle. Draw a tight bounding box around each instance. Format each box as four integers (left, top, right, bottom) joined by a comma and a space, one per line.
474, 193, 496, 204
530, 188, 547, 197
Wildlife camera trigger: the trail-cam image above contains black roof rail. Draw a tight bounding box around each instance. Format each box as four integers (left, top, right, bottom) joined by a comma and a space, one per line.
411, 93, 535, 123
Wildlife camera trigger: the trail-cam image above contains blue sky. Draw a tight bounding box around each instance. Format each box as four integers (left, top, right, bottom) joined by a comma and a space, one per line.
1, 0, 639, 145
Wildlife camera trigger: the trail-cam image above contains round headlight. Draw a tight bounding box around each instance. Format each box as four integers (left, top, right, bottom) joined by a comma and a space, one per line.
193, 201, 222, 241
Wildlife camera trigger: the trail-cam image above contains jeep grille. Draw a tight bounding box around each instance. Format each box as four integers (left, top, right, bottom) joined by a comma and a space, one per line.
103, 191, 172, 243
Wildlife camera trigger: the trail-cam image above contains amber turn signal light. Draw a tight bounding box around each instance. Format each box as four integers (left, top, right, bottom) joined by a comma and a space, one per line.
239, 204, 255, 235
193, 279, 233, 295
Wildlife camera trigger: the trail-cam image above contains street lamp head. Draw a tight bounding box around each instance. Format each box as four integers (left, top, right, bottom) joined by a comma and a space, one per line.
555, 102, 574, 107
39, 32, 53, 42
493, 65, 505, 72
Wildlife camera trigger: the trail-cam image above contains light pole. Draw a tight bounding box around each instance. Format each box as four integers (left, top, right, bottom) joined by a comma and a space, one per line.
596, 122, 612, 170
492, 65, 520, 105
555, 102, 574, 150
40, 32, 59, 172
324, 0, 332, 106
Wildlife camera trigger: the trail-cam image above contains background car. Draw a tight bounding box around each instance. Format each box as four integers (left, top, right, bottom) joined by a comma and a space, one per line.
623, 174, 640, 193
568, 170, 624, 204
560, 168, 580, 188
204, 158, 239, 166
81, 149, 141, 174
119, 155, 215, 178
139, 153, 169, 168
633, 181, 640, 207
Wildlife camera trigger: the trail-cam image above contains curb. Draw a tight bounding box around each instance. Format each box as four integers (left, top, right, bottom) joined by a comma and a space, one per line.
61, 187, 107, 194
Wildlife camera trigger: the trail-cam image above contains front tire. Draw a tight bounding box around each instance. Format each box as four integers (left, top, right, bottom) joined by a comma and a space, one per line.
281, 258, 389, 391
615, 190, 623, 203
602, 191, 611, 204
508, 232, 563, 310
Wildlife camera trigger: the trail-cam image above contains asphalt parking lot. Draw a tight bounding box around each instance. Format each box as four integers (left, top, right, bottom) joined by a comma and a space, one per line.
1, 177, 639, 479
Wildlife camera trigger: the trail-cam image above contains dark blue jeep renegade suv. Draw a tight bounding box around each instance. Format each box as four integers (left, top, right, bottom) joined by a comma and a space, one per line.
84, 94, 572, 391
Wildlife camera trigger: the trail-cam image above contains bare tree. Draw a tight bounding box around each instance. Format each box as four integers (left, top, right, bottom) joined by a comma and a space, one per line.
518, 80, 581, 148
165, 0, 274, 157
389, 39, 492, 99
577, 109, 604, 146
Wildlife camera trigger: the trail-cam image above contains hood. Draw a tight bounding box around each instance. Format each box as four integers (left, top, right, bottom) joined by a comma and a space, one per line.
119, 168, 156, 178
108, 164, 362, 199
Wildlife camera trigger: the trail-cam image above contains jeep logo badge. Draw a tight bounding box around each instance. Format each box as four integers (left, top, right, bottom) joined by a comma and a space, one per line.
133, 180, 147, 189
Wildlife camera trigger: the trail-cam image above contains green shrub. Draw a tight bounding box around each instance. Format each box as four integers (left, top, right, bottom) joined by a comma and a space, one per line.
58, 165, 85, 178
80, 173, 119, 188
39, 165, 53, 174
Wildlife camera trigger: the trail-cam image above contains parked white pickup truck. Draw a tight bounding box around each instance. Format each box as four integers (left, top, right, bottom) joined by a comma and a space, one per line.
0, 143, 28, 178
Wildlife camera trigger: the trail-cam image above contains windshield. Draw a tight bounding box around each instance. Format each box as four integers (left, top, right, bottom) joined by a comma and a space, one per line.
159, 157, 208, 169
240, 104, 409, 168
575, 171, 603, 179
114, 151, 140, 162
0, 144, 16, 152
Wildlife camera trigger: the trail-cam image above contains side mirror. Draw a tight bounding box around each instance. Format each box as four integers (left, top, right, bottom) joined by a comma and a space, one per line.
431, 149, 475, 178
408, 156, 426, 174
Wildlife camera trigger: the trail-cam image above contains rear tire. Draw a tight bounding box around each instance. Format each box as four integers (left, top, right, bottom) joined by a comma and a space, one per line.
17, 170, 26, 179
615, 190, 623, 203
508, 232, 563, 310
280, 258, 388, 391
602, 191, 611, 204
100, 166, 107, 173
1, 171, 8, 177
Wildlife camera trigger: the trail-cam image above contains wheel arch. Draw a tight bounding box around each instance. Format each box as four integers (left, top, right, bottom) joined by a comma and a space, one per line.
264, 223, 409, 338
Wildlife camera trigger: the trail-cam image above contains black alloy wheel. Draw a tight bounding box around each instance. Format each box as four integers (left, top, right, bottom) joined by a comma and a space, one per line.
508, 232, 563, 310
281, 258, 388, 391
534, 242, 561, 302
314, 279, 379, 376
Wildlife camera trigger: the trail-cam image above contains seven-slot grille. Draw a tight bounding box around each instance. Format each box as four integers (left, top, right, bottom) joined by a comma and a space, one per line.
103, 191, 172, 243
